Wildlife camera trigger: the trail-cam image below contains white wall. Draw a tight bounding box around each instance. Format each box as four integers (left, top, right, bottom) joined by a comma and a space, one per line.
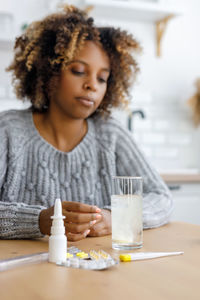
0, 0, 200, 171
135, 0, 200, 171
139, 0, 200, 103
101, 0, 200, 171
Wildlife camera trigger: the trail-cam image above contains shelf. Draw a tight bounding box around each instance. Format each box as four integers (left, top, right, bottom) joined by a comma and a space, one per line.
0, 1, 183, 55
84, 0, 182, 23
84, 0, 183, 57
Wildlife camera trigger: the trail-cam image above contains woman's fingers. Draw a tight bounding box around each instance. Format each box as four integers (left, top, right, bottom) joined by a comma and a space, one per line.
60, 201, 103, 241
88, 229, 108, 237
88, 221, 104, 236
62, 201, 101, 213
64, 210, 102, 223
66, 229, 90, 242
64, 220, 97, 233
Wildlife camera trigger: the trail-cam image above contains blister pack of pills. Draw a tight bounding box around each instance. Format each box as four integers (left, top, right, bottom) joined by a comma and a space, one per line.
56, 246, 118, 270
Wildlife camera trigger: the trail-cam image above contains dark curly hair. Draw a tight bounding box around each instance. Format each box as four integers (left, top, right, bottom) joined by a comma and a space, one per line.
6, 5, 141, 117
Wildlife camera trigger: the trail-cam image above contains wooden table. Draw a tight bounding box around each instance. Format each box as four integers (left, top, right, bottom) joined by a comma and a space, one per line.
1, 222, 200, 300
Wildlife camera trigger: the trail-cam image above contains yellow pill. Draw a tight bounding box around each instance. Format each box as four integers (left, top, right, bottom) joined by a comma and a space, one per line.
89, 250, 100, 260
80, 254, 89, 259
98, 250, 109, 259
119, 254, 132, 262
76, 252, 86, 257
66, 253, 73, 259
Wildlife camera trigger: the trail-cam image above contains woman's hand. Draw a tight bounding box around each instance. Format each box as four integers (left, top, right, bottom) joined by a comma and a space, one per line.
39, 201, 102, 241
88, 209, 112, 237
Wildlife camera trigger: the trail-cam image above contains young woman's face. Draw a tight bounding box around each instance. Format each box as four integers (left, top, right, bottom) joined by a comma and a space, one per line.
52, 41, 110, 119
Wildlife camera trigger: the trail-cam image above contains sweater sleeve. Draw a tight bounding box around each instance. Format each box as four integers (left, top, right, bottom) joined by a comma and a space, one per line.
114, 124, 174, 229
0, 120, 46, 239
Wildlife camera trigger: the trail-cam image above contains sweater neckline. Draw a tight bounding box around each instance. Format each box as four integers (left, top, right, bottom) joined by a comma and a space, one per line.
28, 110, 94, 156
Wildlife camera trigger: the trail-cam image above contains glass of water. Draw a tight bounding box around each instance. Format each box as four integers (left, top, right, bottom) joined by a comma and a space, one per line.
111, 176, 143, 250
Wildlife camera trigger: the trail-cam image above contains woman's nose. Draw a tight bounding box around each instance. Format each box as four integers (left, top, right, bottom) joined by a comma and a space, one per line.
83, 77, 97, 91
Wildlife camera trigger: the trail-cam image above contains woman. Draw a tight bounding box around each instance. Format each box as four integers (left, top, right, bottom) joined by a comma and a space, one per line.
0, 5, 173, 240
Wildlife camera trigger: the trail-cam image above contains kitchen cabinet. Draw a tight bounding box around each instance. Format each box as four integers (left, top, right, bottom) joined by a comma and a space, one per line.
168, 183, 200, 225
0, 38, 13, 51
0, 10, 15, 50
0, 99, 29, 112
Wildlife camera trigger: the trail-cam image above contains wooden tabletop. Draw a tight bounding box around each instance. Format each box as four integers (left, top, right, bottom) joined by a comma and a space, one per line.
1, 222, 200, 300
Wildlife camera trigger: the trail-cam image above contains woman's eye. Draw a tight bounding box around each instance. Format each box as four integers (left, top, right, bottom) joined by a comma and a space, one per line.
98, 78, 107, 83
71, 70, 84, 75
71, 69, 107, 83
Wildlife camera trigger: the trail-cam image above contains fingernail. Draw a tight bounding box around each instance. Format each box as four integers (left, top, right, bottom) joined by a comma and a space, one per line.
96, 214, 102, 219
95, 207, 101, 213
90, 220, 97, 226
84, 229, 90, 236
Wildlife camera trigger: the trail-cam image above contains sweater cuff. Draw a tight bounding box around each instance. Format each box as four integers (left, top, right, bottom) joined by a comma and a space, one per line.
25, 207, 46, 239
0, 202, 46, 239
14, 204, 47, 239
103, 206, 111, 211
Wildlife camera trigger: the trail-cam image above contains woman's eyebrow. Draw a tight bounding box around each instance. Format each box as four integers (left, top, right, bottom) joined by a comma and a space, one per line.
70, 60, 110, 72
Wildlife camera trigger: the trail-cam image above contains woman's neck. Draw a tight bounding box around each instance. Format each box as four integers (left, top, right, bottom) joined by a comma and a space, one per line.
32, 110, 88, 152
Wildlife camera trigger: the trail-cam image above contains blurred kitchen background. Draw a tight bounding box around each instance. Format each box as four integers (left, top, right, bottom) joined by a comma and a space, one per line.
0, 0, 200, 224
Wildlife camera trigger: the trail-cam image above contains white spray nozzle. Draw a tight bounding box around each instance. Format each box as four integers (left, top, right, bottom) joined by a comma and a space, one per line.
50, 199, 65, 235
49, 198, 67, 263
51, 198, 65, 220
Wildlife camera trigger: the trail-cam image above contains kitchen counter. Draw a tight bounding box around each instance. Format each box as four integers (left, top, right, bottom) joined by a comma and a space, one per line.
161, 173, 200, 183
160, 173, 200, 225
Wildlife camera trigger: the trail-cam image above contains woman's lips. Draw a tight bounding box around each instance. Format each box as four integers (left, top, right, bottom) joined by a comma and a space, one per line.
75, 97, 94, 107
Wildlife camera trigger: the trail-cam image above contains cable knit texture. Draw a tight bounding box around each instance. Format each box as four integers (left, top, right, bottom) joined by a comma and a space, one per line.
0, 109, 173, 239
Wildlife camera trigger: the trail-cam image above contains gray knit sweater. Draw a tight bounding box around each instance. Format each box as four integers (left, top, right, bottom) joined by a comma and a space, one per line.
0, 109, 173, 239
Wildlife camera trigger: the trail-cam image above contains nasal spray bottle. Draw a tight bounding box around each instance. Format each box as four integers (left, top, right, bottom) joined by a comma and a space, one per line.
49, 199, 67, 263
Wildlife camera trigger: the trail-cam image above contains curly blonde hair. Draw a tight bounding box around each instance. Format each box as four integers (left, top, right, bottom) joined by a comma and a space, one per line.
7, 5, 141, 117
